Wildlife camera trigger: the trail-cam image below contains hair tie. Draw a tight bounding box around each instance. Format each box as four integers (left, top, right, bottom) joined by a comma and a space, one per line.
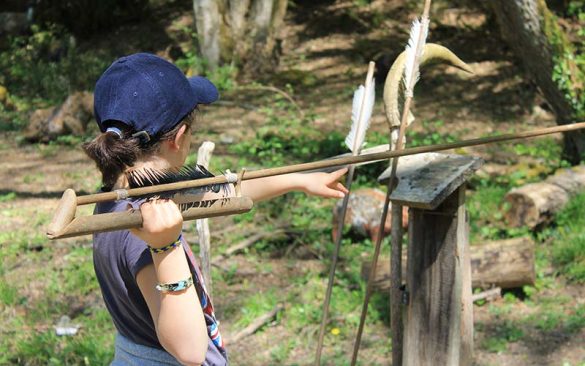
106, 127, 122, 138
131, 130, 151, 144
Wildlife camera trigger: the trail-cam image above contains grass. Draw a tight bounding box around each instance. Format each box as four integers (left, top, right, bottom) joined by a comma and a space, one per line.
548, 192, 585, 282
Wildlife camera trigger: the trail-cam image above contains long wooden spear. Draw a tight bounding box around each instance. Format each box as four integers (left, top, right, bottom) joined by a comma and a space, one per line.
48, 121, 585, 239
315, 61, 376, 365
350, 1, 432, 364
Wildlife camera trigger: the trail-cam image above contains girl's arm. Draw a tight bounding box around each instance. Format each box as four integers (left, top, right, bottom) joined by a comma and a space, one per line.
205, 168, 348, 202
133, 200, 207, 366
241, 168, 349, 202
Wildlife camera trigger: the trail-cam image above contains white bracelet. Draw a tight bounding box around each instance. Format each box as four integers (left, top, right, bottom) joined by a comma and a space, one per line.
155, 276, 193, 292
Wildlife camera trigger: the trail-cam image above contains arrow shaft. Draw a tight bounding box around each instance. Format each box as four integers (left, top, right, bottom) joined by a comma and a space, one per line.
77, 121, 585, 206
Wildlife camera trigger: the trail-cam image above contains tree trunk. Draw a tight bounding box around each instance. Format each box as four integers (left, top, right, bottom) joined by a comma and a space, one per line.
192, 0, 287, 74
490, 0, 585, 164
193, 0, 222, 69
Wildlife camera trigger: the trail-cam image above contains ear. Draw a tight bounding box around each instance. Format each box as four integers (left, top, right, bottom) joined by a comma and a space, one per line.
171, 124, 188, 150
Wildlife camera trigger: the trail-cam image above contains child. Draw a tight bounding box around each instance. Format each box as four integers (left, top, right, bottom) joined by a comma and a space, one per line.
83, 53, 348, 366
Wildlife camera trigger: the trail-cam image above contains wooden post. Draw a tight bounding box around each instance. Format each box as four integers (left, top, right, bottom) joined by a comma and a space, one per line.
402, 186, 472, 366
378, 153, 480, 366
197, 141, 215, 295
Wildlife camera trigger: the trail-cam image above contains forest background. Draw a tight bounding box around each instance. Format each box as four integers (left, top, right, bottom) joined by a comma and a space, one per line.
0, 0, 584, 365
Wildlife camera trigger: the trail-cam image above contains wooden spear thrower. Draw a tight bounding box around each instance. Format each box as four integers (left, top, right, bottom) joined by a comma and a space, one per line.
47, 121, 585, 240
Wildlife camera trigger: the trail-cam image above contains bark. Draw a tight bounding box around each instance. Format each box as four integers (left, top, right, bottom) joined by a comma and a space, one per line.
192, 0, 287, 74
193, 0, 222, 68
363, 237, 535, 290
490, 0, 585, 164
505, 165, 585, 228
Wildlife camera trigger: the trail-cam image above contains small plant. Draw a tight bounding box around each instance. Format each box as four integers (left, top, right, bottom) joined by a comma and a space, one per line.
176, 51, 237, 92
482, 320, 524, 353
549, 192, 585, 282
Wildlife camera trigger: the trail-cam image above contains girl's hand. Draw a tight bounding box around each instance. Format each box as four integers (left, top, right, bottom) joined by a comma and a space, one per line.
302, 168, 349, 199
130, 198, 183, 248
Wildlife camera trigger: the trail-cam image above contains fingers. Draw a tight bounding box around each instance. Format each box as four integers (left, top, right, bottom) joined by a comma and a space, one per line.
322, 187, 346, 199
329, 167, 348, 181
130, 197, 183, 248
335, 182, 349, 195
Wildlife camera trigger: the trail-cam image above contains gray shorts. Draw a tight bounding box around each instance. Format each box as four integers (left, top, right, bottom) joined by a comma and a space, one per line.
112, 333, 182, 366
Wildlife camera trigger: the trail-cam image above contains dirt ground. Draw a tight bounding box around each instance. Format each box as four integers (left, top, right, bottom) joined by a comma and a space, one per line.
1, 0, 583, 365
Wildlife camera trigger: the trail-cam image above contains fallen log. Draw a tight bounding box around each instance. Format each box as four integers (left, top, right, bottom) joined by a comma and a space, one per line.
224, 305, 283, 345
471, 287, 501, 303
362, 237, 535, 290
505, 165, 585, 228
211, 229, 287, 264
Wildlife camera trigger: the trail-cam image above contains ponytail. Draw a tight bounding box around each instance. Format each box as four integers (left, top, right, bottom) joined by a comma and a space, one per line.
83, 124, 141, 191
83, 109, 198, 191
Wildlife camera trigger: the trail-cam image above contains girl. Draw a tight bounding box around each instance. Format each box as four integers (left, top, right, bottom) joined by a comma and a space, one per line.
83, 53, 348, 366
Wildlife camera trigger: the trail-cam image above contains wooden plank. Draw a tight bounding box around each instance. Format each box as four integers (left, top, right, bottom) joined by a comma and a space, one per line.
378, 153, 483, 210
403, 188, 466, 366
458, 186, 473, 366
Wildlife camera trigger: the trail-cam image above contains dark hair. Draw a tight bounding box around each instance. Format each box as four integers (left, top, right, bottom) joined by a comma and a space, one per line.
83, 110, 197, 191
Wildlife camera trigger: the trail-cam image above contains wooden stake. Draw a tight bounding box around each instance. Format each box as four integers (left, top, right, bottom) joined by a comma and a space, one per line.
196, 141, 215, 296
352, 2, 432, 364
315, 61, 375, 365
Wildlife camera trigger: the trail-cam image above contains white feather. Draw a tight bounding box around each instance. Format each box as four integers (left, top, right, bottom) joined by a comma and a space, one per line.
403, 17, 429, 94
345, 80, 375, 153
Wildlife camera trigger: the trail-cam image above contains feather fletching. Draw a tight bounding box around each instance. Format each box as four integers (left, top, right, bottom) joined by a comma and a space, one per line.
345, 79, 375, 153
403, 17, 429, 95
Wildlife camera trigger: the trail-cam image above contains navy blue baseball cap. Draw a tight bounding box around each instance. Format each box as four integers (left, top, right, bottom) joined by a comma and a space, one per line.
94, 53, 219, 138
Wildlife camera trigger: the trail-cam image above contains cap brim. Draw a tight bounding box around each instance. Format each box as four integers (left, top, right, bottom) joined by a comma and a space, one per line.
188, 76, 219, 105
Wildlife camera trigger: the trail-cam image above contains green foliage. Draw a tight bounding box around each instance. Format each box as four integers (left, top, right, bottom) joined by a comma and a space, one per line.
567, 1, 585, 17
468, 184, 530, 242
524, 303, 585, 333
0, 25, 110, 105
229, 91, 346, 167
482, 320, 524, 353
0, 191, 17, 202
407, 120, 459, 147
548, 192, 585, 282
0, 281, 19, 306
173, 24, 237, 92
35, 0, 149, 37
234, 290, 278, 328
544, 1, 585, 119
8, 309, 114, 365
175, 50, 237, 92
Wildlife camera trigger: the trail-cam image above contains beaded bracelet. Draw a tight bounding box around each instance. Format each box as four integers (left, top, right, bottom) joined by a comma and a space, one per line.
155, 276, 193, 293
147, 235, 182, 254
